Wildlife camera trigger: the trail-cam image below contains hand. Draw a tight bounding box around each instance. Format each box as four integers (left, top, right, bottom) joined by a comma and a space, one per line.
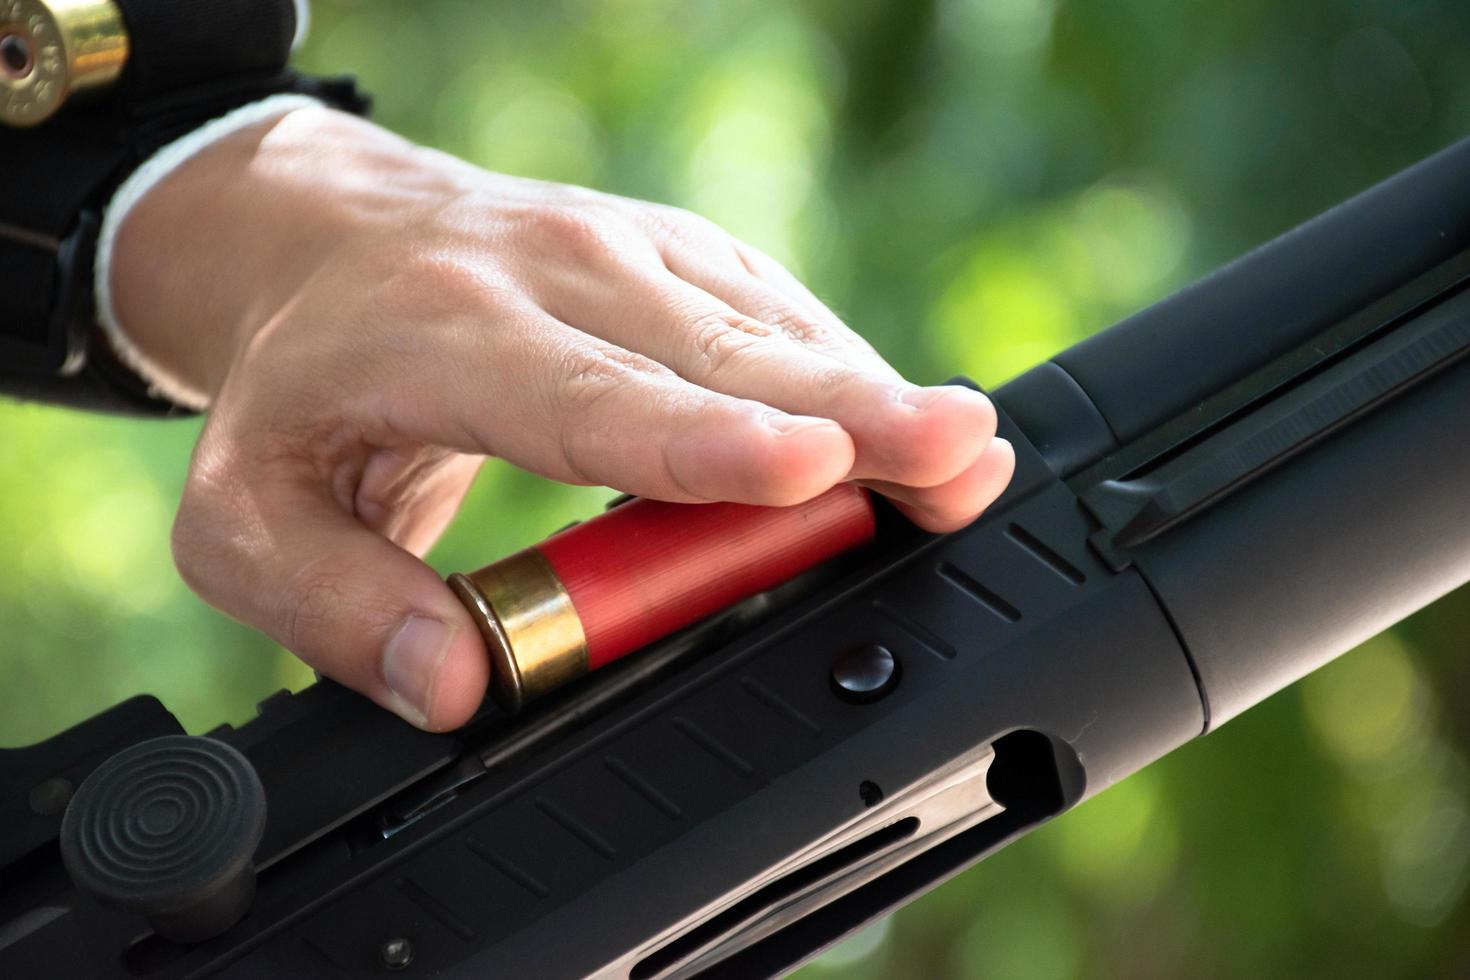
110, 107, 1014, 730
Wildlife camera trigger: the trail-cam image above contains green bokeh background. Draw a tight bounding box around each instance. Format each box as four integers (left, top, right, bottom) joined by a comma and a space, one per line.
4, 0, 1470, 975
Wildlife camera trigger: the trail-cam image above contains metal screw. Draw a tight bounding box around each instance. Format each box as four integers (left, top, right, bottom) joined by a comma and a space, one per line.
831, 643, 901, 703
381, 937, 414, 971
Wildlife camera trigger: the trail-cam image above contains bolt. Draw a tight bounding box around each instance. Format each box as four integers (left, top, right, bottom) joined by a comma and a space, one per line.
831, 643, 900, 703
381, 937, 414, 971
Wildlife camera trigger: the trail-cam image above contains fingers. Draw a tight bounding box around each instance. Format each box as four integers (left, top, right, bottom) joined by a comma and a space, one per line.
172, 460, 489, 731
397, 306, 857, 506
635, 210, 899, 379
547, 269, 997, 491
863, 438, 1016, 533
669, 257, 900, 379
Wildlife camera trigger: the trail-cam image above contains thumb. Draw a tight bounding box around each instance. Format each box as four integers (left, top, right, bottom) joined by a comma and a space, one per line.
172, 473, 489, 731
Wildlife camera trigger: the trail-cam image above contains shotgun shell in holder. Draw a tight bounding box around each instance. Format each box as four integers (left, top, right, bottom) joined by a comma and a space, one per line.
449, 484, 877, 713
0, 0, 128, 127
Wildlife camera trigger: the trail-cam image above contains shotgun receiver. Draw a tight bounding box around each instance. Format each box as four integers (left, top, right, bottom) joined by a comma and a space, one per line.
6, 137, 1470, 979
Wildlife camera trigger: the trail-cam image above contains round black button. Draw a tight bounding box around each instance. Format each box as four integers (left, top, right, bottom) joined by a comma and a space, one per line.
59, 735, 266, 943
831, 644, 900, 703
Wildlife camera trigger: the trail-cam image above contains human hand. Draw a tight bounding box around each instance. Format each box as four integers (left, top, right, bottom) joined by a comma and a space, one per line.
110, 107, 1014, 730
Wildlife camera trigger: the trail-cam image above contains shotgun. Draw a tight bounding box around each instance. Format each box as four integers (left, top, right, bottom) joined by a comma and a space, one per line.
5, 136, 1470, 979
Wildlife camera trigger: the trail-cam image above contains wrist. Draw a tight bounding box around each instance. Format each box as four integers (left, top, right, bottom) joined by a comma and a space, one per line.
106, 106, 428, 404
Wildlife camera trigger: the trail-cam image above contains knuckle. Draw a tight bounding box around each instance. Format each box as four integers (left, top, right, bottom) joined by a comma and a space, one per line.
382, 251, 500, 317
681, 208, 728, 242
559, 354, 623, 415
169, 456, 246, 599
552, 346, 672, 484
761, 305, 830, 348
168, 498, 211, 592
647, 205, 730, 252
653, 204, 701, 227
528, 205, 620, 263
646, 204, 698, 236
280, 558, 351, 653
810, 361, 860, 399
688, 310, 774, 375
557, 345, 662, 417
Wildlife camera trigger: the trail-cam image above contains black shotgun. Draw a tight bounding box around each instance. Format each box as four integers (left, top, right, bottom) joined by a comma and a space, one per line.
5, 137, 1470, 979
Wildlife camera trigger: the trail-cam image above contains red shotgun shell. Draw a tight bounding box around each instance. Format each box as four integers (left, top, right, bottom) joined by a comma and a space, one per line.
448, 484, 876, 712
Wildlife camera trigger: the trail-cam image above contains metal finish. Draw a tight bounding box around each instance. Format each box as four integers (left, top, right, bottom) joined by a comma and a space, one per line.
380, 938, 414, 971
448, 548, 589, 714
830, 643, 900, 703
632, 746, 1002, 979
0, 0, 128, 127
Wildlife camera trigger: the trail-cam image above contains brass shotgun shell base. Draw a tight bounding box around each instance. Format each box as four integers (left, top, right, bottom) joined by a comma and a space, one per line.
1, 0, 128, 127
448, 549, 588, 714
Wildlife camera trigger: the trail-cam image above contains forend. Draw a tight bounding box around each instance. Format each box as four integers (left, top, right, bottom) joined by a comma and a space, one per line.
4, 138, 1470, 978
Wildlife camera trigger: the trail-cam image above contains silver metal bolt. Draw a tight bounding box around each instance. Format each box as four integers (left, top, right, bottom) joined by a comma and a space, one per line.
381, 937, 414, 971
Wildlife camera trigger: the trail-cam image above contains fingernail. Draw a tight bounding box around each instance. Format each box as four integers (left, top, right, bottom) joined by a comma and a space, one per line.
899, 385, 982, 410
382, 615, 454, 727
765, 413, 842, 436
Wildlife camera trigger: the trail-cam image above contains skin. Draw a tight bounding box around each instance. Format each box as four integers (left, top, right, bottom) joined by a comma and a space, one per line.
110, 106, 1015, 732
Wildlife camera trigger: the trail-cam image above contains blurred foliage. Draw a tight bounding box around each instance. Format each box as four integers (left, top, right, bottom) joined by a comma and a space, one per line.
4, 0, 1470, 975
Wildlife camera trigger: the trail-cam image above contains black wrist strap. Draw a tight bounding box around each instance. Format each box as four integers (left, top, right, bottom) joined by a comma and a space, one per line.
0, 0, 370, 414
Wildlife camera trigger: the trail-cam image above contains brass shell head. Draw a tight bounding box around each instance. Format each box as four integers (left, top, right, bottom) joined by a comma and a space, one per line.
1, 0, 128, 127
448, 549, 589, 715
